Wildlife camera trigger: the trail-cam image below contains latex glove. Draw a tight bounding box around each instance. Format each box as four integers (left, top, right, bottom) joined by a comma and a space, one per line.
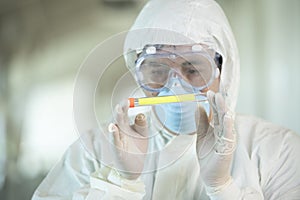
196, 90, 236, 192
108, 102, 148, 180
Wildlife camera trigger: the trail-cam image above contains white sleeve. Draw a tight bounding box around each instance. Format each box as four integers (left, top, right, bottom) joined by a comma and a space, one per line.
207, 130, 300, 200
205, 178, 263, 200
32, 139, 94, 200
261, 131, 300, 199
83, 166, 145, 200
32, 138, 145, 200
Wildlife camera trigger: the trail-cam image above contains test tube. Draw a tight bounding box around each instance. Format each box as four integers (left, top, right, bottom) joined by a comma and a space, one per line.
128, 94, 208, 108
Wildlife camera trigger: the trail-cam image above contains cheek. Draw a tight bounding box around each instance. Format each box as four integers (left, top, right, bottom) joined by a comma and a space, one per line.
200, 78, 220, 93
209, 78, 220, 92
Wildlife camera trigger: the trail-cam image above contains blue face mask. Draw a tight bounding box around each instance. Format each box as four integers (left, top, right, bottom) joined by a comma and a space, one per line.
154, 85, 210, 135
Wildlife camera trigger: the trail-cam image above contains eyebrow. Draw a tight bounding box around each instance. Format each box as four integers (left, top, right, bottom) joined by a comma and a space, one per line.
181, 60, 203, 66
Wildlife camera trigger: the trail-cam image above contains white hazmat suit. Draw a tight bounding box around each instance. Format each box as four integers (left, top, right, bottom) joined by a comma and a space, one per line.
33, 0, 300, 199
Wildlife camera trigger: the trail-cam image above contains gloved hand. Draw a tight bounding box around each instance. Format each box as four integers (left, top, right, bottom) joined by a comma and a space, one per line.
107, 102, 148, 180
196, 90, 236, 193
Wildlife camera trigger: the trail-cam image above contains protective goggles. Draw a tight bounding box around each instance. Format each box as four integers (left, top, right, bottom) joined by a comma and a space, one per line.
135, 44, 222, 93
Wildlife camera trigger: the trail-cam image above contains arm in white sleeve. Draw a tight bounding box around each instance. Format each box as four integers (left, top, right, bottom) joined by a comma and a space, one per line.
32, 139, 94, 200
205, 178, 262, 200
83, 166, 145, 200
260, 131, 300, 199
32, 138, 145, 200
206, 130, 300, 200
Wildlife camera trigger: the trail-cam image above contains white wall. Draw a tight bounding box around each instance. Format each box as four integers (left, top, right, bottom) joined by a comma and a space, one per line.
218, 0, 300, 133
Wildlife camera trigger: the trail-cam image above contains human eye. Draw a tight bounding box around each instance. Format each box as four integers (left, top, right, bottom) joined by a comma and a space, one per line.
187, 67, 199, 74
151, 69, 168, 76
151, 70, 161, 75
181, 65, 200, 75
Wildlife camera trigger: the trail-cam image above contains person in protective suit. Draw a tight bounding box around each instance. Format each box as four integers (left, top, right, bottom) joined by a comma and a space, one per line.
32, 0, 300, 199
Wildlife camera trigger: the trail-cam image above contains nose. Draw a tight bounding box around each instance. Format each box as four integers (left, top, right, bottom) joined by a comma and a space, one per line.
168, 70, 184, 87
171, 70, 185, 82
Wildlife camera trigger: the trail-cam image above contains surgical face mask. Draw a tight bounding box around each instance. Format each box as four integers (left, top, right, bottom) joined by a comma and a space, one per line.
154, 80, 210, 135
135, 43, 220, 93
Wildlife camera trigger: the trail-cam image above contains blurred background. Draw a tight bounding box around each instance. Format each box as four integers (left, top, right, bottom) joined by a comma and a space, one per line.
0, 0, 299, 199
